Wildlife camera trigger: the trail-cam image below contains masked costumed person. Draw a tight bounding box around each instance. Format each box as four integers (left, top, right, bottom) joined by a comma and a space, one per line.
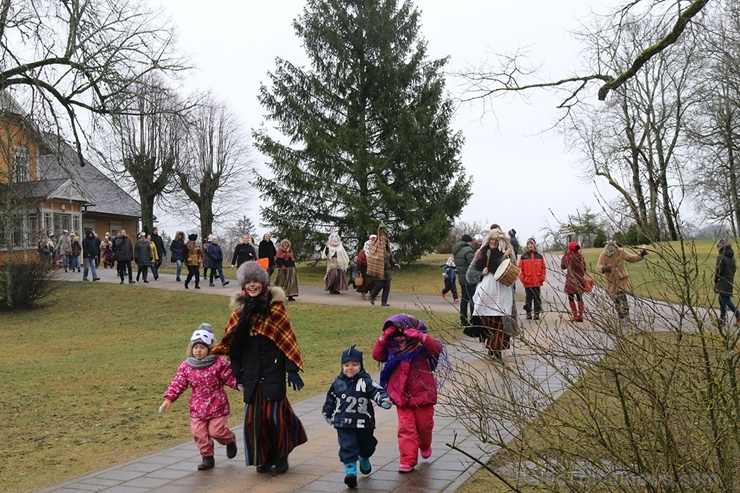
323, 231, 350, 295
596, 240, 647, 320
211, 262, 307, 474
356, 234, 377, 300
367, 223, 400, 306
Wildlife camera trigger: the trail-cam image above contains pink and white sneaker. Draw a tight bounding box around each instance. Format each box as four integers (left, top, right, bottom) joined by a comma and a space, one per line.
398, 463, 415, 473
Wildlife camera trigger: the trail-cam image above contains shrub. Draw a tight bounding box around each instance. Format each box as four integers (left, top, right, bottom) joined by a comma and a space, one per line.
0, 262, 58, 311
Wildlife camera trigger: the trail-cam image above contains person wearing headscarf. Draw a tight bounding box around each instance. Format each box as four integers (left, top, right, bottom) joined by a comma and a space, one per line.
518, 237, 547, 320
561, 241, 587, 322
466, 228, 516, 359
372, 314, 447, 473
323, 232, 350, 295
212, 262, 307, 475
355, 234, 377, 300
275, 238, 299, 301
367, 223, 400, 306
596, 240, 647, 319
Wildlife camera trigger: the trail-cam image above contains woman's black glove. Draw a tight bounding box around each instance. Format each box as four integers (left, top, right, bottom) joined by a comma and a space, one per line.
639, 249, 648, 257
602, 266, 612, 273
287, 371, 304, 391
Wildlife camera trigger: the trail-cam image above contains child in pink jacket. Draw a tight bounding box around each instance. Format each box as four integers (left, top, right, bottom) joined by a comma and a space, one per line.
160, 324, 240, 471
372, 314, 445, 473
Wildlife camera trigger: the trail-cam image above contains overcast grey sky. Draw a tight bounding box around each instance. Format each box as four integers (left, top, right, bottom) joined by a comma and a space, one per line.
153, 0, 616, 242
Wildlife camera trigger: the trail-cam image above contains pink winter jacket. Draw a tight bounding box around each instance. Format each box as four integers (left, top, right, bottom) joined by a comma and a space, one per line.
163, 357, 238, 420
372, 335, 443, 408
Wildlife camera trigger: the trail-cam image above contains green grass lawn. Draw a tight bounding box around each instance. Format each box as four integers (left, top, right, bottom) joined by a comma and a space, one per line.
0, 275, 459, 493
580, 239, 718, 305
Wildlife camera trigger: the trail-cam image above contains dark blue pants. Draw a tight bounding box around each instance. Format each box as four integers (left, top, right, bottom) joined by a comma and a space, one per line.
719, 294, 740, 320
336, 428, 378, 464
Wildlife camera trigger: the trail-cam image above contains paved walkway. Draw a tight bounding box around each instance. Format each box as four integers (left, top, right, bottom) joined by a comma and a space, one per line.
40, 257, 580, 493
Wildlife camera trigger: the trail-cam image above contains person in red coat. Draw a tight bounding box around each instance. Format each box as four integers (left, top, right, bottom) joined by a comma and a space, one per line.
518, 238, 547, 320
560, 241, 587, 322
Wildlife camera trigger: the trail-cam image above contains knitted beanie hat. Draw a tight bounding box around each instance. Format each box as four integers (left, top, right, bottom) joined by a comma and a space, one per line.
237, 261, 270, 288
190, 323, 214, 348
341, 344, 363, 369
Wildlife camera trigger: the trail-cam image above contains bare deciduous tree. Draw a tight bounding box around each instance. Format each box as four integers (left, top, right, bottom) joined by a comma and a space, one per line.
176, 94, 253, 241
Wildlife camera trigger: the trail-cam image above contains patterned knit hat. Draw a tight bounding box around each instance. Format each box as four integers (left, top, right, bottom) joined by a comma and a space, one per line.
190, 323, 214, 348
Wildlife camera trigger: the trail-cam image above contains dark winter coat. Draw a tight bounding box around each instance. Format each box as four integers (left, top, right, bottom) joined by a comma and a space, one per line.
229, 287, 299, 402
112, 235, 134, 262
258, 240, 277, 268
232, 242, 257, 267
207, 243, 225, 269
170, 239, 185, 263
715, 246, 737, 296
150, 233, 166, 259
134, 238, 152, 266
82, 233, 100, 259
322, 370, 388, 429
452, 240, 476, 286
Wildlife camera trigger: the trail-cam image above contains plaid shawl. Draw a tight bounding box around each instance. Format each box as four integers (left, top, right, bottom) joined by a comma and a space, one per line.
212, 291, 303, 371
367, 228, 388, 279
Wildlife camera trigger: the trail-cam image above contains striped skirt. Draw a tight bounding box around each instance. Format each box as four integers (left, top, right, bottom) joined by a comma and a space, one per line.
243, 387, 307, 466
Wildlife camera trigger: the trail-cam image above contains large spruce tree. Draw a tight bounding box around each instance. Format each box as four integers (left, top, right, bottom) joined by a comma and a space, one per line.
253, 0, 471, 260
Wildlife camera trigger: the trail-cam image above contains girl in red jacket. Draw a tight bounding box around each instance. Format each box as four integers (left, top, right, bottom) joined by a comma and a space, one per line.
372, 314, 445, 473
518, 238, 547, 320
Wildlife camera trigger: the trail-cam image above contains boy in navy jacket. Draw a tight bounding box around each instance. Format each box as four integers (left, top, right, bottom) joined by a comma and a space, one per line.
323, 345, 392, 488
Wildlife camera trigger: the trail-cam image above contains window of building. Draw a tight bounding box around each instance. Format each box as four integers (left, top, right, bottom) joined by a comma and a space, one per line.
13, 146, 29, 182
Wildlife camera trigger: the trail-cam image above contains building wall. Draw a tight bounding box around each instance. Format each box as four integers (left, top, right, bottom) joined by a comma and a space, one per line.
0, 118, 39, 182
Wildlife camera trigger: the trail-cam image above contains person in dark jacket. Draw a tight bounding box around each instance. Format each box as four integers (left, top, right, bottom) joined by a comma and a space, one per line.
258, 233, 277, 278
81, 231, 101, 281
113, 229, 135, 284
207, 236, 230, 287
170, 231, 186, 282
231, 235, 257, 268
714, 239, 740, 326
150, 226, 166, 280
211, 261, 307, 475
134, 232, 153, 283
452, 234, 477, 326
322, 345, 391, 488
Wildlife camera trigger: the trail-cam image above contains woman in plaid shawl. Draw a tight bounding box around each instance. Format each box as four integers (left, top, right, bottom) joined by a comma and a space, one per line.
212, 261, 307, 474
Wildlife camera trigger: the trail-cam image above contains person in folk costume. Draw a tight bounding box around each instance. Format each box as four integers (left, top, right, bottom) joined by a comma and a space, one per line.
518, 237, 547, 320
561, 241, 587, 322
323, 231, 350, 294
211, 262, 307, 474
274, 238, 299, 301
596, 239, 647, 320
367, 222, 400, 306
465, 228, 517, 360
355, 234, 377, 300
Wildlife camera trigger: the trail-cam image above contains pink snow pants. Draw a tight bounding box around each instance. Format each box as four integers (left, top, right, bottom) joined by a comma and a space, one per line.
396, 404, 435, 467
191, 416, 234, 457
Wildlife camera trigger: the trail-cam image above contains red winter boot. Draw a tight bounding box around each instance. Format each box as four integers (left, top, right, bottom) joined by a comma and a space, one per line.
569, 301, 578, 322
575, 302, 584, 322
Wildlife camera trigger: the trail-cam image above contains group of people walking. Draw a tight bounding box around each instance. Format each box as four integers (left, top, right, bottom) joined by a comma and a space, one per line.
160, 259, 447, 489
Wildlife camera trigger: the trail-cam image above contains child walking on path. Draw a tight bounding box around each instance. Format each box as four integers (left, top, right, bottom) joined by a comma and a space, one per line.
441, 257, 459, 302
323, 345, 392, 488
160, 324, 240, 471
372, 314, 447, 473
518, 238, 547, 319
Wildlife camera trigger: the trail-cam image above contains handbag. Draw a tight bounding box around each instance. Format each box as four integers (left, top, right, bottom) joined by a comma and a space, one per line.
583, 275, 594, 293
354, 273, 363, 284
